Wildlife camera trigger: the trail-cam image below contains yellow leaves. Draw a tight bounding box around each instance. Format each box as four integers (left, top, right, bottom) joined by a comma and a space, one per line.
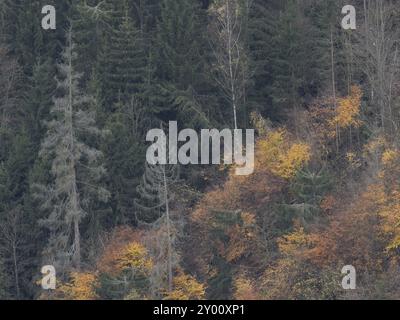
308, 86, 363, 146
346, 152, 361, 169
330, 85, 362, 131
354, 183, 400, 253
57, 272, 98, 300
250, 111, 269, 137
233, 277, 260, 300
259, 129, 311, 179
374, 188, 400, 251
363, 135, 387, 157
378, 147, 400, 184
278, 227, 314, 257
259, 129, 285, 160
280, 143, 312, 179
164, 274, 206, 300
97, 227, 143, 275
117, 242, 153, 275
55, 229, 154, 300
382, 149, 398, 166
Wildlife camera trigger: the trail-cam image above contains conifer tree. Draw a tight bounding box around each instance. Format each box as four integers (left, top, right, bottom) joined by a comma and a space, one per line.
99, 1, 151, 107
25, 59, 56, 147
34, 28, 109, 271
0, 131, 36, 299
0, 46, 22, 130
156, 0, 203, 90
283, 168, 332, 223
247, 0, 278, 119
102, 99, 146, 225
134, 163, 180, 295
268, 0, 326, 121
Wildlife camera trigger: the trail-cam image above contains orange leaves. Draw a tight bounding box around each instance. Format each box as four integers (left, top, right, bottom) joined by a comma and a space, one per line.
164, 274, 206, 300
305, 184, 387, 271
97, 227, 153, 279
225, 213, 257, 262
57, 272, 98, 300
320, 195, 336, 212
97, 227, 143, 275
54, 228, 154, 300
308, 85, 363, 150
189, 124, 309, 294
192, 127, 306, 226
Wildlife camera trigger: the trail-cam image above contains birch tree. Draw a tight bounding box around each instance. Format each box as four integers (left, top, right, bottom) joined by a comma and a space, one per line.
34, 27, 109, 272
209, 0, 251, 129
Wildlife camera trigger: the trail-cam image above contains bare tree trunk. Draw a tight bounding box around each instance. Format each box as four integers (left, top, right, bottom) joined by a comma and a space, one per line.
67, 28, 81, 270
364, 0, 368, 51
226, 0, 238, 129
12, 237, 20, 299
330, 24, 339, 153
210, 0, 250, 129
162, 166, 173, 292
72, 196, 81, 269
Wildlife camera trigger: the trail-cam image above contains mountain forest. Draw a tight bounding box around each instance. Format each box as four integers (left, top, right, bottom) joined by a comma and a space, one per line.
0, 0, 400, 300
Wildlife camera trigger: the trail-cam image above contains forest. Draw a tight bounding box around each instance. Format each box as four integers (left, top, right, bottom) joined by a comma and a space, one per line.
0, 0, 399, 300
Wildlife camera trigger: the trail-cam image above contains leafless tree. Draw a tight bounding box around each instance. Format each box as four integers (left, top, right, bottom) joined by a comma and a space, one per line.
356, 0, 400, 136
209, 0, 252, 129
0, 206, 23, 298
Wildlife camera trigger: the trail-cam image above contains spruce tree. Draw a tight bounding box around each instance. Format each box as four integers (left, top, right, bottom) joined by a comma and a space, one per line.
268, 0, 326, 120
34, 28, 109, 271
247, 0, 278, 119
99, 1, 150, 107
156, 0, 203, 90
102, 100, 146, 225
134, 163, 180, 295
25, 59, 56, 147
283, 168, 333, 223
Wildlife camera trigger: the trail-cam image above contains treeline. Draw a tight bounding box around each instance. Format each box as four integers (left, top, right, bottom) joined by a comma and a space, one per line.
0, 0, 399, 300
